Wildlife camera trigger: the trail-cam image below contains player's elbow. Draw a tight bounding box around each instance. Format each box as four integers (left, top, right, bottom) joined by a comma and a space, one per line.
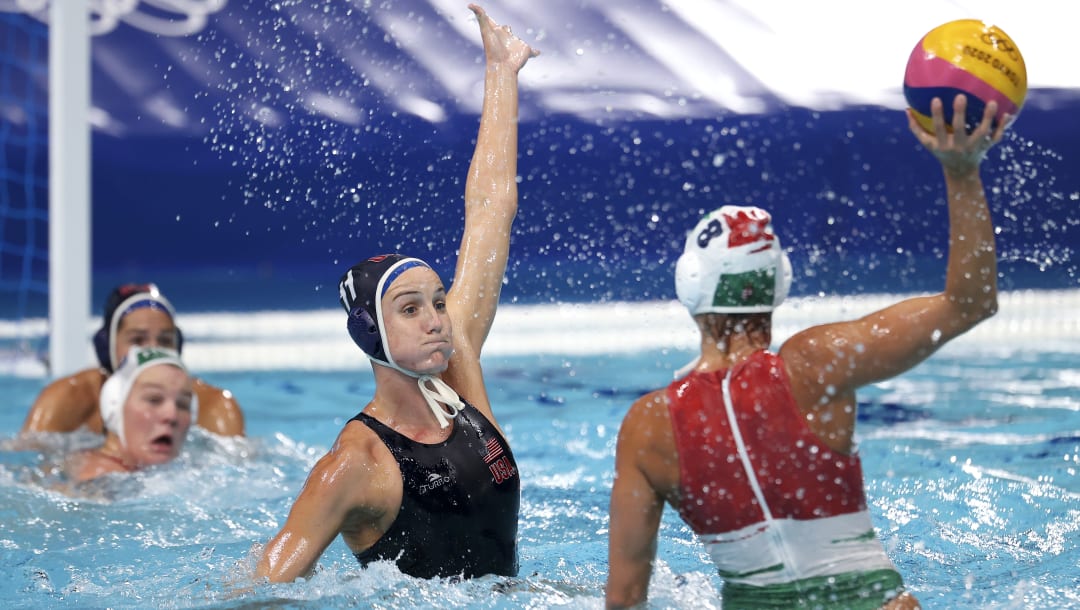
466, 189, 518, 216
982, 293, 999, 320
965, 292, 999, 328
945, 288, 998, 335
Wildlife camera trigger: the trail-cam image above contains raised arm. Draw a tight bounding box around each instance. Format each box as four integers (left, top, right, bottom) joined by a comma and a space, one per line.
918, 94, 1002, 320
447, 5, 537, 353
443, 5, 537, 416
781, 94, 1007, 452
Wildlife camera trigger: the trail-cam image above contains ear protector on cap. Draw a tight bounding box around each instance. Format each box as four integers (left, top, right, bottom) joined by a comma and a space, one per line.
338, 255, 431, 369
339, 255, 467, 430
346, 306, 383, 359
675, 205, 792, 315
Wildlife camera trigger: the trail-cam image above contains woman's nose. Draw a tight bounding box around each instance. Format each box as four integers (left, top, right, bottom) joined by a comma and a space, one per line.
426, 306, 444, 331
161, 401, 180, 423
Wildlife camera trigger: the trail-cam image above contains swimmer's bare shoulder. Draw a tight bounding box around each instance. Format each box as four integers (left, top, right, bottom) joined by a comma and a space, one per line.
22, 367, 107, 434
192, 377, 245, 436
620, 388, 669, 438
256, 419, 400, 582
617, 389, 678, 496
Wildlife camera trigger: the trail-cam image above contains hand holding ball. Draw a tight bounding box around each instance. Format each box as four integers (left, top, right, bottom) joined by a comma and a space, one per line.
903, 19, 1026, 133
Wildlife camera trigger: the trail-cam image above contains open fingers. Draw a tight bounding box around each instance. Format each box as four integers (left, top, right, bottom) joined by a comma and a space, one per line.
949, 94, 967, 137
964, 98, 996, 142
910, 93, 1005, 170
992, 112, 1012, 142
928, 96, 951, 144
981, 101, 1008, 143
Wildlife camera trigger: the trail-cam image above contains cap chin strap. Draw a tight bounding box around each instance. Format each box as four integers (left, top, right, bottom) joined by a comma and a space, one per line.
373, 359, 464, 429
417, 375, 465, 429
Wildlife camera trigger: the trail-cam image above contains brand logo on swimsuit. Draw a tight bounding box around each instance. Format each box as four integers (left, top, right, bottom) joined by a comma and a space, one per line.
419, 472, 452, 494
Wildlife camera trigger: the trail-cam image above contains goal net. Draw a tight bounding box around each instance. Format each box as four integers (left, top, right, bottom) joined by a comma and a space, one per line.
0, 11, 49, 375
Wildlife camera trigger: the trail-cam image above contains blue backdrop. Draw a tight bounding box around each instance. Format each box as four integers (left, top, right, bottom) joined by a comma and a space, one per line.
88, 99, 1080, 314
2, 3, 1077, 316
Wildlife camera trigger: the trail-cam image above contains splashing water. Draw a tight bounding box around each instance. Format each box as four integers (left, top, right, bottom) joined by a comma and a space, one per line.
2, 336, 1078, 609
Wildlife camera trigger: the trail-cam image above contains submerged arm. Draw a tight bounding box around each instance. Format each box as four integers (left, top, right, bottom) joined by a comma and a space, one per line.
256, 460, 351, 582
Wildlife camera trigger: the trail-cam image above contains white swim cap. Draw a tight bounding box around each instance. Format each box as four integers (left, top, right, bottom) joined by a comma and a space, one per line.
100, 347, 196, 447
675, 205, 792, 315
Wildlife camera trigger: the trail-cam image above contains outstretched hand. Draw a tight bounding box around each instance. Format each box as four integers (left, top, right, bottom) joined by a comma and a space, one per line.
907, 94, 1010, 177
469, 4, 539, 73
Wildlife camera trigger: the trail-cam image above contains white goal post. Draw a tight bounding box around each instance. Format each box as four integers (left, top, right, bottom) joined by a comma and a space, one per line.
47, 0, 90, 378
0, 0, 229, 376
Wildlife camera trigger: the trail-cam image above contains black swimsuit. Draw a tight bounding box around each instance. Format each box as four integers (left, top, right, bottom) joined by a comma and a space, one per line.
351, 401, 520, 579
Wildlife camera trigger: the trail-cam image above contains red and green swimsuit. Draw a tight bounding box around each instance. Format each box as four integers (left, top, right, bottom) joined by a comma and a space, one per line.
668, 350, 906, 609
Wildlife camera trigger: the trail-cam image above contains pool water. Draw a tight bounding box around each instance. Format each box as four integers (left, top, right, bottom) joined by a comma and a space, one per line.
1, 334, 1078, 608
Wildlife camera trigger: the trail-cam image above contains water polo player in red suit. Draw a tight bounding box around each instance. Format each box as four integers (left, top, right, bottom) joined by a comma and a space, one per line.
606, 94, 1010, 609
255, 4, 538, 582
21, 283, 244, 438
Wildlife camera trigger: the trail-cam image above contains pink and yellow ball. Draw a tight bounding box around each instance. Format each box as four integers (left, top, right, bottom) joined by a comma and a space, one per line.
903, 19, 1027, 133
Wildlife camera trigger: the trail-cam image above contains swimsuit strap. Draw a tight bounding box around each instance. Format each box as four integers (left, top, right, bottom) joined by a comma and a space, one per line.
721, 366, 800, 585
720, 368, 774, 521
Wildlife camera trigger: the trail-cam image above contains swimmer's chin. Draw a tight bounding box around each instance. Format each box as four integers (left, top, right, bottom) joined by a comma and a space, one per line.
414, 358, 450, 376
404, 347, 454, 375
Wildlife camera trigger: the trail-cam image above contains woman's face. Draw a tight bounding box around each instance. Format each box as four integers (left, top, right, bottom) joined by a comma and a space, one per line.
115, 308, 179, 364
121, 364, 194, 467
382, 266, 454, 375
